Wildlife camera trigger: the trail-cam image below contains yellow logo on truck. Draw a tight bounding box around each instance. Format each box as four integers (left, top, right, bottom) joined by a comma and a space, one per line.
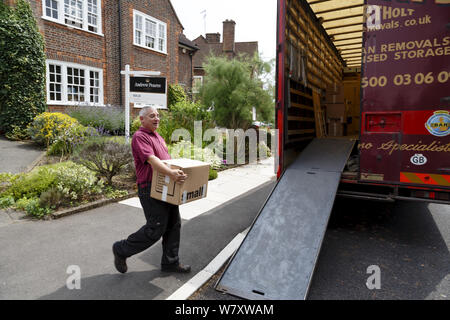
425, 111, 450, 137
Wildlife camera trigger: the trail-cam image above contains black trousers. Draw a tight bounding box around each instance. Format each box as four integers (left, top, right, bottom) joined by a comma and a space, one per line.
114, 185, 181, 266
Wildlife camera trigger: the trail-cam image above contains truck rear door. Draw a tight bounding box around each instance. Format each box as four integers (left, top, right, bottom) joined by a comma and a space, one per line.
360, 0, 450, 191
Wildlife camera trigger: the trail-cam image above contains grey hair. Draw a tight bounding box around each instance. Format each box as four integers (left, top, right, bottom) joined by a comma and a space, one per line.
139, 106, 157, 117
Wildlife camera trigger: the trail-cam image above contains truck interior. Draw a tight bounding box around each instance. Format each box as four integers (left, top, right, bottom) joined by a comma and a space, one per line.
283, 0, 364, 176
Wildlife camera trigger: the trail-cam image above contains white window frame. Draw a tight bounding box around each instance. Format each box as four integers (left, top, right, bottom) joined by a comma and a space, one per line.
193, 76, 203, 94
46, 60, 104, 106
41, 0, 103, 36
133, 10, 167, 54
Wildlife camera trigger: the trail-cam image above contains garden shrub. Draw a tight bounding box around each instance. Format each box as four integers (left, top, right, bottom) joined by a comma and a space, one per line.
209, 168, 218, 181
0, 195, 15, 208
15, 197, 51, 218
0, 0, 46, 135
0, 161, 104, 217
72, 138, 133, 185
51, 161, 103, 201
160, 101, 215, 145
4, 166, 58, 199
168, 84, 187, 107
130, 116, 141, 136
5, 125, 30, 141
39, 187, 63, 210
67, 106, 126, 136
27, 112, 79, 147
47, 124, 98, 157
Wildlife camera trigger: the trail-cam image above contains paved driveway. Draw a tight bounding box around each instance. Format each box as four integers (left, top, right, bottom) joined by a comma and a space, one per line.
0, 136, 44, 174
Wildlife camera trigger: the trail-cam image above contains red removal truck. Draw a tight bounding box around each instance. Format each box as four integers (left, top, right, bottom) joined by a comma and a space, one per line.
276, 0, 450, 203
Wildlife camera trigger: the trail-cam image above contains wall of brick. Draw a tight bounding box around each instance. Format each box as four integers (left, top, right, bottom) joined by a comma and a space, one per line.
178, 48, 193, 92
25, 0, 185, 113
120, 0, 183, 113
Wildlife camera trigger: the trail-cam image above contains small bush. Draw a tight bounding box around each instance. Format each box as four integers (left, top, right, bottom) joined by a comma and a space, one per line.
4, 167, 58, 199
0, 195, 15, 208
51, 161, 103, 201
27, 112, 79, 147
5, 125, 30, 141
68, 106, 126, 136
72, 138, 133, 185
0, 162, 104, 217
209, 168, 218, 181
160, 101, 215, 145
130, 117, 141, 136
47, 124, 98, 157
39, 187, 63, 209
168, 84, 187, 107
15, 197, 51, 218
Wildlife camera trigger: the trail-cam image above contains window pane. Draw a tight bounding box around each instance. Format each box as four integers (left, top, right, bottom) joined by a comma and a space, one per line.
135, 15, 142, 30
135, 30, 141, 44
66, 66, 86, 102
48, 63, 62, 101
45, 0, 58, 19
146, 19, 156, 37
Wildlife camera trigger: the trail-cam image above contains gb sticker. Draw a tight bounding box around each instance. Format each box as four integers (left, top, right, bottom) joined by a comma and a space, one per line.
410, 154, 427, 166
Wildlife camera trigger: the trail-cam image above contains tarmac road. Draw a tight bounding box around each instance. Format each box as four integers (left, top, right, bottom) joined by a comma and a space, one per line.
190, 198, 450, 300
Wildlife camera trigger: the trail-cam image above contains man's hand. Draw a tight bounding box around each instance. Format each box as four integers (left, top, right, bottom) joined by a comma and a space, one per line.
171, 169, 187, 183
147, 156, 188, 183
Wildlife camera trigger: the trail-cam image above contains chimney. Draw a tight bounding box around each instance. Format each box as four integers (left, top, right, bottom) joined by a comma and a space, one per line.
222, 19, 236, 57
205, 33, 221, 43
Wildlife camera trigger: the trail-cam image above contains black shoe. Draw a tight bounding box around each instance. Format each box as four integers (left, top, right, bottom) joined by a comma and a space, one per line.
112, 244, 127, 274
161, 263, 191, 273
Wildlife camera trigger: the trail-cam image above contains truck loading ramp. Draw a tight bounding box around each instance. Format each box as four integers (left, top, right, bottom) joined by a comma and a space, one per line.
216, 138, 355, 300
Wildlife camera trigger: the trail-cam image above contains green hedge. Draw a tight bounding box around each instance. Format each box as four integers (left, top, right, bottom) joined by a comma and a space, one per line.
0, 0, 46, 134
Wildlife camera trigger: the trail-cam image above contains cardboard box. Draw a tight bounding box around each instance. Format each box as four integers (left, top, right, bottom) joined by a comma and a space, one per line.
325, 90, 345, 104
328, 120, 347, 137
326, 83, 343, 94
150, 158, 210, 205
326, 103, 347, 119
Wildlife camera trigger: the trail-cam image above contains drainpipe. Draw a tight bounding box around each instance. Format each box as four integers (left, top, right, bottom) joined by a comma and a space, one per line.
190, 52, 193, 99
118, 0, 123, 106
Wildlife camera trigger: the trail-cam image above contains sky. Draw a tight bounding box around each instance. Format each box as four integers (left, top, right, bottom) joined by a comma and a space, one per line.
170, 0, 277, 62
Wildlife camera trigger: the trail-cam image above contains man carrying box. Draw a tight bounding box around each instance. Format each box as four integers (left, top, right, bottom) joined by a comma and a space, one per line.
112, 106, 191, 274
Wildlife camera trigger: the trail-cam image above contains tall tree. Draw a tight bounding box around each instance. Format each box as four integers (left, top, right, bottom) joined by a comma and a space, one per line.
200, 53, 274, 130
0, 0, 46, 134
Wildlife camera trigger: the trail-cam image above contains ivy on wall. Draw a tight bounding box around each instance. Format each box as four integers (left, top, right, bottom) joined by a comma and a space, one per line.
0, 0, 46, 134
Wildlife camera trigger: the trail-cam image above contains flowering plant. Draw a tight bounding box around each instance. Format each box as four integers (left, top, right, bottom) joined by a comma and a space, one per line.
27, 112, 79, 147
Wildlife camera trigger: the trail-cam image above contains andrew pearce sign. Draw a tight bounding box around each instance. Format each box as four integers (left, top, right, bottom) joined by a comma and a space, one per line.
130, 76, 166, 94
129, 76, 167, 108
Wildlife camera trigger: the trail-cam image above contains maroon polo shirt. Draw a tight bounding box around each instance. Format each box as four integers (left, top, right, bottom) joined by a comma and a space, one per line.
131, 127, 171, 185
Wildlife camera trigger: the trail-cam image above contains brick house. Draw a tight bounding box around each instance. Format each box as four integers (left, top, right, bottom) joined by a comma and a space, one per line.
192, 19, 258, 92
7, 0, 195, 117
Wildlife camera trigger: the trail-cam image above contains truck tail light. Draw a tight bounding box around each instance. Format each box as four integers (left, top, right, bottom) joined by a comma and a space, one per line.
365, 113, 402, 133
